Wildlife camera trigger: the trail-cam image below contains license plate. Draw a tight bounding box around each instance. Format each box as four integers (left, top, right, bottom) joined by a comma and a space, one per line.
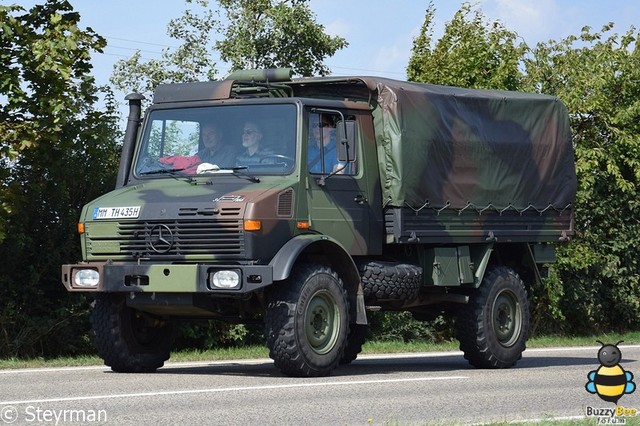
93, 206, 141, 220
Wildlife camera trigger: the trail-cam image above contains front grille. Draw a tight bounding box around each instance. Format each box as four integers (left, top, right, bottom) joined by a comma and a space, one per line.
87, 219, 244, 260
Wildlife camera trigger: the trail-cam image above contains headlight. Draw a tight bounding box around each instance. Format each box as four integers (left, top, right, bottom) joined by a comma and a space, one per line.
73, 268, 100, 287
210, 270, 241, 289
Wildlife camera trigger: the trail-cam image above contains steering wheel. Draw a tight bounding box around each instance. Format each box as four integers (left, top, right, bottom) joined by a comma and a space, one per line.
259, 154, 295, 167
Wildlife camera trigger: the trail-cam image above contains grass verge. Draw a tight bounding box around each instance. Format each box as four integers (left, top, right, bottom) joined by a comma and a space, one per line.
2, 331, 639, 370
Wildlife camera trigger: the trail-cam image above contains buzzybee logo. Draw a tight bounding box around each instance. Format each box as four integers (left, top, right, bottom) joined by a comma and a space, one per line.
586, 341, 635, 403
585, 341, 637, 424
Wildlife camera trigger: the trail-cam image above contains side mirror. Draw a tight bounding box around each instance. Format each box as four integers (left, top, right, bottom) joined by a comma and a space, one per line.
336, 120, 356, 163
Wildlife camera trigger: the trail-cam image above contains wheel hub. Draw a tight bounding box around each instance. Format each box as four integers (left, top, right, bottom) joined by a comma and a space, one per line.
492, 290, 522, 347
311, 309, 328, 336
305, 290, 340, 355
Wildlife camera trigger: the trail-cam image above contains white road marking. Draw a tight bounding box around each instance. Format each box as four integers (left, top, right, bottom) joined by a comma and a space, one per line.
471, 415, 587, 425
0, 365, 109, 375
525, 344, 640, 353
0, 376, 468, 406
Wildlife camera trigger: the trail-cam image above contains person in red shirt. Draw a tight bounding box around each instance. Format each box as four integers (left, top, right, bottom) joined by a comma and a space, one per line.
159, 122, 237, 174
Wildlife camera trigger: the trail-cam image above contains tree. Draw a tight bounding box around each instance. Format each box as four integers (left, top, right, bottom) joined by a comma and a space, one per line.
0, 0, 121, 357
407, 2, 526, 90
406, 2, 640, 335
110, 0, 218, 100
111, 0, 348, 100
215, 0, 347, 76
522, 25, 640, 333
1, 1, 101, 241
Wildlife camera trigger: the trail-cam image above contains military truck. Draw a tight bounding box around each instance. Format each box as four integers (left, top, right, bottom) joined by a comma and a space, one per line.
62, 68, 576, 377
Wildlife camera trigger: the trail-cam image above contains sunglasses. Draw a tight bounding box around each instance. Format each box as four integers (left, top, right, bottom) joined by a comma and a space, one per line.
243, 129, 259, 135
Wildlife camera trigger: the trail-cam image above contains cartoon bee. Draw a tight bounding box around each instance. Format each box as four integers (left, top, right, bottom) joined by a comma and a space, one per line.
585, 340, 636, 403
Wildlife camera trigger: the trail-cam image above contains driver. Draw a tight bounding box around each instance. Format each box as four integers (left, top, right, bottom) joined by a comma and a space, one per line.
199, 122, 237, 168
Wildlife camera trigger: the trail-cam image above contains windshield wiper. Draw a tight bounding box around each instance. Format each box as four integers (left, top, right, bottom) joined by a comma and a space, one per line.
141, 165, 259, 183
231, 166, 260, 183
140, 167, 196, 184
140, 167, 187, 175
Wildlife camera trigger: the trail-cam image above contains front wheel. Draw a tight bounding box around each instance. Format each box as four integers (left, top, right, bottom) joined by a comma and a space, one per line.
265, 263, 350, 377
90, 294, 175, 373
340, 324, 368, 365
455, 266, 529, 369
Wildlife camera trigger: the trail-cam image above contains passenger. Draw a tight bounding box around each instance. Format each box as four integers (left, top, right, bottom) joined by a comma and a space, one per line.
308, 114, 345, 174
235, 121, 275, 165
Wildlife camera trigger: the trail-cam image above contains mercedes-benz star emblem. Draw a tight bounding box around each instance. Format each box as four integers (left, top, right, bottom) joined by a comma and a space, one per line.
148, 224, 174, 254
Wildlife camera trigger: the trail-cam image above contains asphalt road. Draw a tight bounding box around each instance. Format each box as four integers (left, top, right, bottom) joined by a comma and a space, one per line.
2, 345, 640, 425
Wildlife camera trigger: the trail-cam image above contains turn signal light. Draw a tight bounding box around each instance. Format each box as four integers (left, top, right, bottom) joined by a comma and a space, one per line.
243, 220, 262, 231
296, 221, 310, 230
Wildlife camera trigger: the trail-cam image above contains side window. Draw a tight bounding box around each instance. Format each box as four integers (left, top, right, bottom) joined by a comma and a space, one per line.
308, 112, 356, 175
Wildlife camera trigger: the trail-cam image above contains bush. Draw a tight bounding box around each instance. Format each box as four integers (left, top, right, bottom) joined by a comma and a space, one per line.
368, 311, 454, 343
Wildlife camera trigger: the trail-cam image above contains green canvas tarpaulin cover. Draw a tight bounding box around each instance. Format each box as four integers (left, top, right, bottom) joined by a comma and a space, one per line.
365, 78, 577, 212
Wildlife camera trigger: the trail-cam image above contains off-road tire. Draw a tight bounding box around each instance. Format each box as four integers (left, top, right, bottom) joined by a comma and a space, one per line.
359, 261, 422, 301
90, 294, 175, 373
455, 266, 529, 369
341, 324, 368, 364
265, 263, 349, 377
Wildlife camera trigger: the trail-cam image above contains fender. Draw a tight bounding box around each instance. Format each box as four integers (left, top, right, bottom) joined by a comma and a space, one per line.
270, 234, 328, 281
525, 243, 545, 287
473, 244, 494, 287
269, 234, 367, 325
489, 242, 543, 288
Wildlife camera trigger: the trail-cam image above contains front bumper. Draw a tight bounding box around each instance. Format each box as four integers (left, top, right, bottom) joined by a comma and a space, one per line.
61, 262, 273, 294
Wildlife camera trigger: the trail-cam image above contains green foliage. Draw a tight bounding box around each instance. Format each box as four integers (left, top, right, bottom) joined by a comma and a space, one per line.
529, 267, 566, 335
0, 1, 121, 357
174, 322, 263, 349
1, 1, 106, 240
215, 0, 347, 76
407, 2, 526, 90
407, 3, 640, 335
110, 0, 218, 100
111, 0, 347, 100
522, 25, 640, 334
368, 312, 454, 343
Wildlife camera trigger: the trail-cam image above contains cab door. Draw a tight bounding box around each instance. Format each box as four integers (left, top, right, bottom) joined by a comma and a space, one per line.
305, 109, 381, 255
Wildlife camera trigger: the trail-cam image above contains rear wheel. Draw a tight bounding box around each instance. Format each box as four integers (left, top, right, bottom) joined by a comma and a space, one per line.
456, 266, 529, 368
265, 263, 349, 377
91, 294, 175, 373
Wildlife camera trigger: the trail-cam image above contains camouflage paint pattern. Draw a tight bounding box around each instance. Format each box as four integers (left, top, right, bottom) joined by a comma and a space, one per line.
365, 78, 576, 212
63, 72, 577, 300
287, 75, 575, 243
78, 177, 300, 262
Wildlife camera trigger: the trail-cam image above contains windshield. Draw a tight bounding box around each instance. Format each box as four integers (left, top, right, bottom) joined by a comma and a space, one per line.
134, 104, 297, 176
